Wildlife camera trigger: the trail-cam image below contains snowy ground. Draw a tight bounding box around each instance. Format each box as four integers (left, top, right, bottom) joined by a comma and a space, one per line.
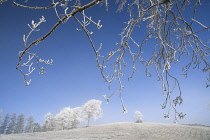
1, 122, 210, 140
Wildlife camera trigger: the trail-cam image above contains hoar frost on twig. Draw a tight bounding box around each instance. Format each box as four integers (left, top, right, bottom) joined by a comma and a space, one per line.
15, 0, 102, 86
17, 16, 53, 86
97, 0, 209, 121
14, 0, 210, 122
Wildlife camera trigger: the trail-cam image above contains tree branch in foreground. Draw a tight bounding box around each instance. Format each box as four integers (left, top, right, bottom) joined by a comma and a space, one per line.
16, 0, 102, 85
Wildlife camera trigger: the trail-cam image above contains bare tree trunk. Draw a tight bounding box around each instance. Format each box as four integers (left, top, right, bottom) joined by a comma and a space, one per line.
87, 117, 90, 127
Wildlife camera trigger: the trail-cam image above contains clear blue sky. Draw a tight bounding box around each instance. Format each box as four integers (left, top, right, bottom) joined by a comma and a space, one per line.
0, 0, 210, 126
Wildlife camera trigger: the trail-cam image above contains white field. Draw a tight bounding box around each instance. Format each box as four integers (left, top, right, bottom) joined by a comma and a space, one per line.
1, 122, 210, 140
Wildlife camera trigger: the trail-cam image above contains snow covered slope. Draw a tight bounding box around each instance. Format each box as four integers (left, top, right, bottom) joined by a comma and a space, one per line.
1, 122, 210, 140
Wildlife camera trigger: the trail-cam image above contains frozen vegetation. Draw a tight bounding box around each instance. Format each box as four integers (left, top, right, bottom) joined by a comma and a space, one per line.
1, 122, 210, 140
0, 100, 102, 134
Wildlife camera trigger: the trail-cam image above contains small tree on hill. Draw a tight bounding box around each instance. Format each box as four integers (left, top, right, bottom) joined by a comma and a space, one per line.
25, 115, 35, 133
15, 113, 25, 134
0, 110, 2, 128
208, 102, 210, 110
82, 99, 102, 126
71, 107, 82, 128
135, 111, 143, 123
54, 107, 82, 130
6, 113, 16, 134
54, 107, 70, 130
0, 110, 2, 137
33, 123, 41, 132
0, 114, 9, 134
42, 112, 55, 131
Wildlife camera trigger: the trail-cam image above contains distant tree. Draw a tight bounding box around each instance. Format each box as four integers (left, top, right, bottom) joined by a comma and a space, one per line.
0, 114, 10, 134
54, 109, 65, 130
208, 102, 210, 110
0, 110, 2, 126
25, 115, 35, 133
82, 99, 102, 126
15, 113, 25, 134
54, 107, 82, 130
71, 107, 82, 128
0, 110, 2, 137
2, 0, 209, 122
42, 112, 55, 131
33, 123, 41, 132
134, 111, 143, 123
6, 113, 16, 134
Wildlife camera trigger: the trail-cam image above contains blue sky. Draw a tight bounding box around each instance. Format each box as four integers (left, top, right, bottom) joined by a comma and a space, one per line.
0, 0, 210, 126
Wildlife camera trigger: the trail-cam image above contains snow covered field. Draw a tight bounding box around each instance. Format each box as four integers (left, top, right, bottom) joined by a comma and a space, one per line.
1, 122, 210, 140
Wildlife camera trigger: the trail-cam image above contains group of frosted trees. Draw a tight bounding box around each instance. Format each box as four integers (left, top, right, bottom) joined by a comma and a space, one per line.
0, 99, 102, 135
0, 110, 38, 135
42, 99, 102, 131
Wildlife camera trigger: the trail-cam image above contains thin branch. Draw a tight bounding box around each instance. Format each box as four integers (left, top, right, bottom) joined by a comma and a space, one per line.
17, 0, 102, 65
16, 0, 102, 85
0, 0, 7, 4
13, 0, 63, 9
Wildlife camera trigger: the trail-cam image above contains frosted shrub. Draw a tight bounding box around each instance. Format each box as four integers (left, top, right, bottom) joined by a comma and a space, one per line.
135, 111, 143, 123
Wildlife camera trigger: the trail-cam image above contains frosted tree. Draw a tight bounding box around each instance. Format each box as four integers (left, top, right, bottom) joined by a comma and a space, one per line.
54, 108, 66, 130
54, 107, 82, 130
33, 123, 41, 132
1, 0, 209, 122
40, 100, 102, 131
42, 112, 55, 131
25, 115, 35, 133
134, 111, 143, 123
208, 102, 210, 110
71, 107, 82, 128
0, 111, 1, 136
0, 110, 2, 126
54, 107, 72, 130
6, 113, 16, 134
15, 113, 25, 134
0, 114, 10, 134
61, 107, 74, 129
82, 99, 102, 126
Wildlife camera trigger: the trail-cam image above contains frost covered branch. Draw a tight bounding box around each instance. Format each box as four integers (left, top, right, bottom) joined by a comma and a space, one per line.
0, 0, 7, 4
97, 0, 210, 121
13, 0, 210, 122
13, 0, 63, 9
15, 0, 102, 85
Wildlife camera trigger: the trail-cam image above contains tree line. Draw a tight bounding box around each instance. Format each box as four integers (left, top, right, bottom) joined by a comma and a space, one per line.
0, 111, 37, 135
0, 99, 102, 135
42, 99, 102, 131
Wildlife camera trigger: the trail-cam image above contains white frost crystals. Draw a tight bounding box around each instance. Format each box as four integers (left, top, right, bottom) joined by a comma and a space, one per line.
23, 16, 46, 46
164, 60, 171, 70
17, 16, 53, 86
75, 10, 103, 35
28, 16, 46, 31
